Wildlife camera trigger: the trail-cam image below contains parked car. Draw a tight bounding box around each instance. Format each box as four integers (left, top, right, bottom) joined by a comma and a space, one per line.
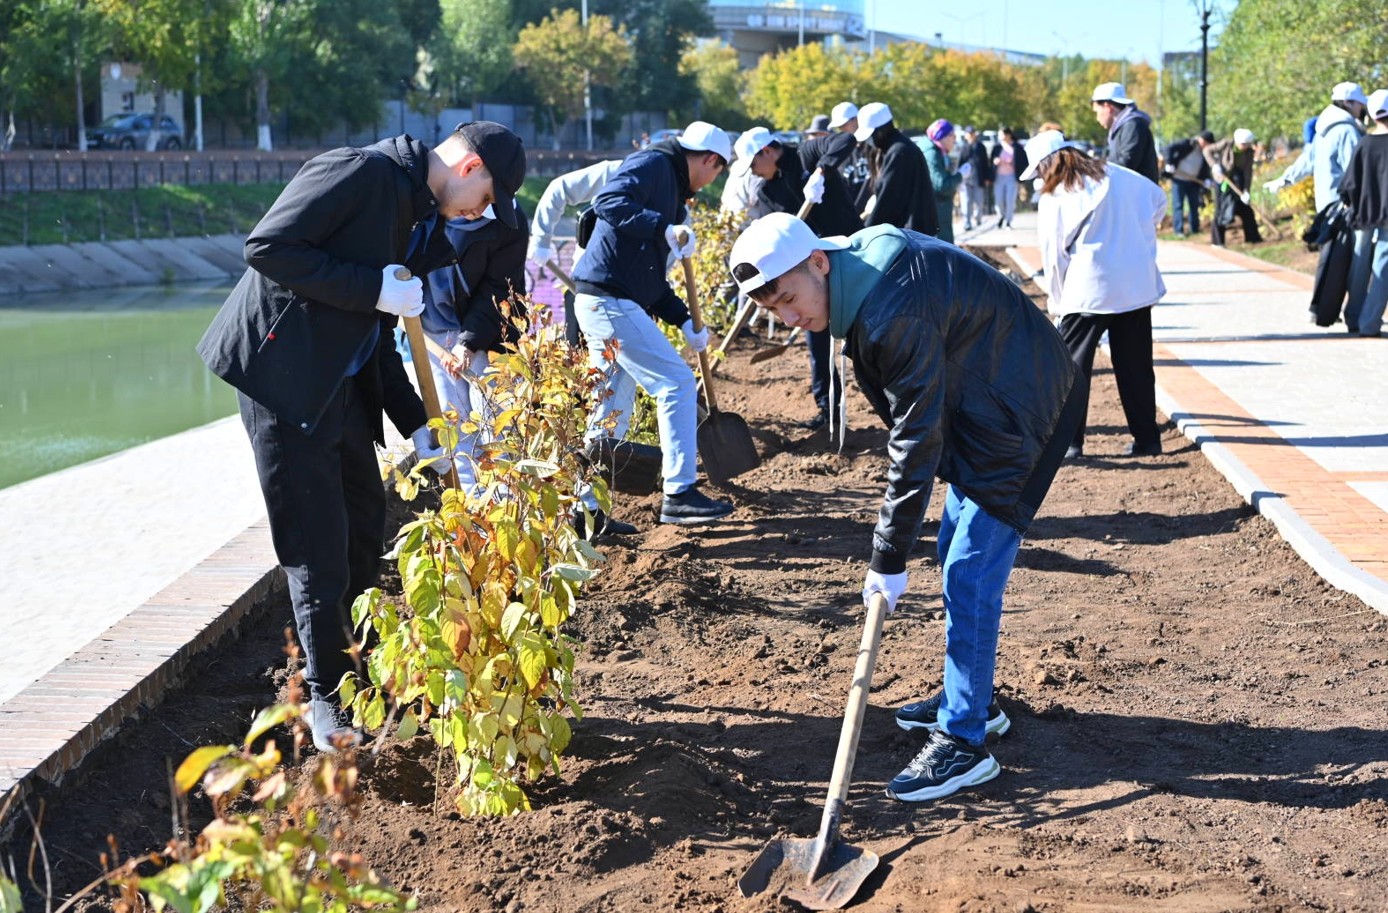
649, 128, 683, 144
772, 129, 801, 146
87, 113, 184, 150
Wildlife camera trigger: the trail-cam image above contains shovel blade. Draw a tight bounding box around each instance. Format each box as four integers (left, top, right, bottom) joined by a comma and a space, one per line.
748, 343, 794, 364
738, 836, 878, 910
697, 410, 761, 483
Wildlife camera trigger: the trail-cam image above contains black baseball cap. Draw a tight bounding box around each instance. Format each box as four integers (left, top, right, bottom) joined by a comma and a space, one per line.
454, 121, 526, 228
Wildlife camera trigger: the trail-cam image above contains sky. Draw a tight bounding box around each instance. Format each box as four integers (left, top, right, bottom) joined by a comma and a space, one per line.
865, 0, 1223, 66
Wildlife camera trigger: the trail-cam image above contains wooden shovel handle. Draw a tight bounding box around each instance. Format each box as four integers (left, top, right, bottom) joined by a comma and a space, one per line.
396, 267, 460, 490
545, 258, 577, 293
817, 592, 889, 847
681, 256, 719, 414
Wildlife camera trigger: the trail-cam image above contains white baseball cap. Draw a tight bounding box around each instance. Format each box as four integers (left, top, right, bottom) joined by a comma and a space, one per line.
1018, 129, 1080, 182
1369, 88, 1388, 120
1091, 82, 1134, 105
853, 102, 893, 141
730, 127, 776, 176
678, 120, 732, 163
828, 101, 859, 129
1331, 81, 1368, 105
1233, 128, 1256, 145
729, 212, 850, 296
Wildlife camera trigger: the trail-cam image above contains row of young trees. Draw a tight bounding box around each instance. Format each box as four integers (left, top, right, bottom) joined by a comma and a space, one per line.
0, 0, 712, 151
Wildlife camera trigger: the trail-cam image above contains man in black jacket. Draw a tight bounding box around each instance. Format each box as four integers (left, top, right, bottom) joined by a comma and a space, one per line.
960, 125, 994, 230
1092, 82, 1159, 183
855, 102, 939, 236
730, 213, 1082, 803
731, 125, 863, 429
198, 122, 526, 752
571, 121, 735, 527
1163, 130, 1214, 237
418, 198, 529, 490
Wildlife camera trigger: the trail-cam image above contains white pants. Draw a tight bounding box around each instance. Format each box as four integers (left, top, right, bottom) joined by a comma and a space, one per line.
423, 330, 494, 489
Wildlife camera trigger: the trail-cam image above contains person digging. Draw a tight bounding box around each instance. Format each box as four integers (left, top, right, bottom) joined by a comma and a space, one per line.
728, 213, 1083, 802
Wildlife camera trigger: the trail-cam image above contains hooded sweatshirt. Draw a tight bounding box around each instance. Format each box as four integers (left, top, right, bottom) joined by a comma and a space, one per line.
1279, 104, 1366, 211
1106, 105, 1159, 184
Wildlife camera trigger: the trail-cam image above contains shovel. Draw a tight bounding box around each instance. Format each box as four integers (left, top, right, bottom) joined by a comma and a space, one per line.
681, 255, 761, 483
738, 592, 888, 909
749, 326, 803, 364
396, 268, 461, 490
544, 258, 577, 293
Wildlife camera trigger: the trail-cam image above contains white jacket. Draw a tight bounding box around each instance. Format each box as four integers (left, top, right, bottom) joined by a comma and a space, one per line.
528, 158, 625, 252
1037, 163, 1167, 317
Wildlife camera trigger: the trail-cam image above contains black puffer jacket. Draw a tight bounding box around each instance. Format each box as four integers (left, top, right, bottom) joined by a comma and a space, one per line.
845, 232, 1076, 572
425, 199, 530, 353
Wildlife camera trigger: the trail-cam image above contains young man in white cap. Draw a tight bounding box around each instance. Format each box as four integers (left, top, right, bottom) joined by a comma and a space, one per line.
829, 101, 869, 203
571, 121, 735, 526
855, 101, 938, 235
198, 121, 526, 752
1204, 128, 1263, 246
1266, 82, 1372, 329
728, 212, 1082, 803
1091, 82, 1159, 183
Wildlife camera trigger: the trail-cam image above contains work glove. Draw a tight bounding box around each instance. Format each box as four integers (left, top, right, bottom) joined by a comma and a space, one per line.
1262, 177, 1285, 194
1239, 190, 1251, 206
680, 319, 709, 352
802, 169, 826, 205
665, 224, 696, 259
410, 425, 448, 475
376, 265, 424, 318
526, 238, 553, 266
862, 569, 908, 613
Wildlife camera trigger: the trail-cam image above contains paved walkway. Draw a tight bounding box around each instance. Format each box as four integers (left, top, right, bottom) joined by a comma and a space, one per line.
966, 211, 1388, 613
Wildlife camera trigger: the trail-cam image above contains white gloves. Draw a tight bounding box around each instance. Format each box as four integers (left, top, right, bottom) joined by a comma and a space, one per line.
1239, 190, 1251, 205
802, 169, 826, 205
377, 265, 424, 318
410, 426, 448, 474
1262, 177, 1285, 194
862, 569, 908, 613
959, 161, 974, 180
526, 238, 553, 266
665, 224, 696, 259
680, 319, 709, 352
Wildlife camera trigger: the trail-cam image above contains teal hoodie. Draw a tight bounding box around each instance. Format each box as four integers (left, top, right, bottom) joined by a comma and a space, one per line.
827, 225, 911, 339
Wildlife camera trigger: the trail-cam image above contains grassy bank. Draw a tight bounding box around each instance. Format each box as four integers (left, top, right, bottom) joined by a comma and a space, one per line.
0, 176, 551, 247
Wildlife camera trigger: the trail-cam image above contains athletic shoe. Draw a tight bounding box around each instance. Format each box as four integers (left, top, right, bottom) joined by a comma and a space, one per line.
886, 730, 1000, 802
1123, 440, 1163, 457
305, 698, 362, 754
659, 486, 734, 524
799, 410, 829, 431
894, 691, 1011, 738
1064, 445, 1084, 461
573, 509, 637, 540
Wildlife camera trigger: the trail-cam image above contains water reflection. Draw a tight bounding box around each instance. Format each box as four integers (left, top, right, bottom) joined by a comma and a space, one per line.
0, 282, 237, 489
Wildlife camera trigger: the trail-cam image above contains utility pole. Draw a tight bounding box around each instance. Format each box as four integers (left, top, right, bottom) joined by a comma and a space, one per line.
582, 0, 593, 151
1198, 0, 1212, 130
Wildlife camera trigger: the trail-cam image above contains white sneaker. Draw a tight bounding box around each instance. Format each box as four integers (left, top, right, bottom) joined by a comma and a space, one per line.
305, 698, 362, 753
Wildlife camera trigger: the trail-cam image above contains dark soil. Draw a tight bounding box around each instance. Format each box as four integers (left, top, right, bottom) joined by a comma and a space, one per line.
9, 250, 1387, 913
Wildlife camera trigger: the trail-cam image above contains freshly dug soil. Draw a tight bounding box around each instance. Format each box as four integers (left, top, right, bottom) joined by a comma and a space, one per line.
11, 252, 1387, 913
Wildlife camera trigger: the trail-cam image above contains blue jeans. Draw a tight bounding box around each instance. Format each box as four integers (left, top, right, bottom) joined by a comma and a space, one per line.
936, 486, 1023, 746
1344, 228, 1377, 331
1354, 228, 1388, 336
574, 293, 698, 497
1171, 179, 1201, 234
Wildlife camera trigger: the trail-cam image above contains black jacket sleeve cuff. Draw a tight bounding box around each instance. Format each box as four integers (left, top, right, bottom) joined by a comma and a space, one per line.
870, 548, 907, 575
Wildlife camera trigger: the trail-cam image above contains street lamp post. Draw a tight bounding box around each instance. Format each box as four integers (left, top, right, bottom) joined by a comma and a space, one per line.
1198, 0, 1213, 130
582, 0, 593, 151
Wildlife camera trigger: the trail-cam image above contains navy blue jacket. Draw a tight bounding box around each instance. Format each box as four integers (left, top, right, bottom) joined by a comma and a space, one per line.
198, 135, 457, 436
424, 200, 530, 353
572, 139, 691, 326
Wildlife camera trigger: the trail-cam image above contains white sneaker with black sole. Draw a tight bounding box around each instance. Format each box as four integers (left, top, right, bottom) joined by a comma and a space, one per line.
305, 698, 362, 754
894, 690, 1010, 738
886, 730, 1000, 802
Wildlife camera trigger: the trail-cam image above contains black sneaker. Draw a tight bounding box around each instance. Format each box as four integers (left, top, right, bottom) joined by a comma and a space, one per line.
1123, 440, 1163, 457
886, 730, 1000, 802
799, 410, 829, 431
574, 509, 637, 540
894, 691, 1010, 738
659, 486, 734, 524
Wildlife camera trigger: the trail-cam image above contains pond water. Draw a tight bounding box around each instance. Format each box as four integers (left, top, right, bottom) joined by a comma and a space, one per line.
0, 282, 237, 490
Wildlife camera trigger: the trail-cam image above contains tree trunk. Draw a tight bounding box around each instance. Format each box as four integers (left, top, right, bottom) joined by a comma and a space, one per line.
256, 67, 272, 151
3, 108, 14, 152
146, 86, 165, 151
74, 53, 87, 152
551, 111, 565, 151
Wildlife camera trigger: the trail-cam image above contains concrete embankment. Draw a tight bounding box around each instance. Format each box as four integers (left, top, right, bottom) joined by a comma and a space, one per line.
0, 234, 247, 295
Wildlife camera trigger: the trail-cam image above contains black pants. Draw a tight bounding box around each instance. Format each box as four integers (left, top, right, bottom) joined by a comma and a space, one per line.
1211, 190, 1262, 245
238, 373, 384, 702
807, 327, 841, 414
1057, 308, 1160, 452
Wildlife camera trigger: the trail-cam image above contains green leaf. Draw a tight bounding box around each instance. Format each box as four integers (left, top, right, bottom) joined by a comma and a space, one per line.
0, 875, 24, 913
243, 704, 297, 748
518, 632, 548, 690
550, 713, 573, 754
173, 745, 234, 795
553, 563, 597, 583
363, 695, 386, 731
397, 709, 419, 741
500, 601, 528, 643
